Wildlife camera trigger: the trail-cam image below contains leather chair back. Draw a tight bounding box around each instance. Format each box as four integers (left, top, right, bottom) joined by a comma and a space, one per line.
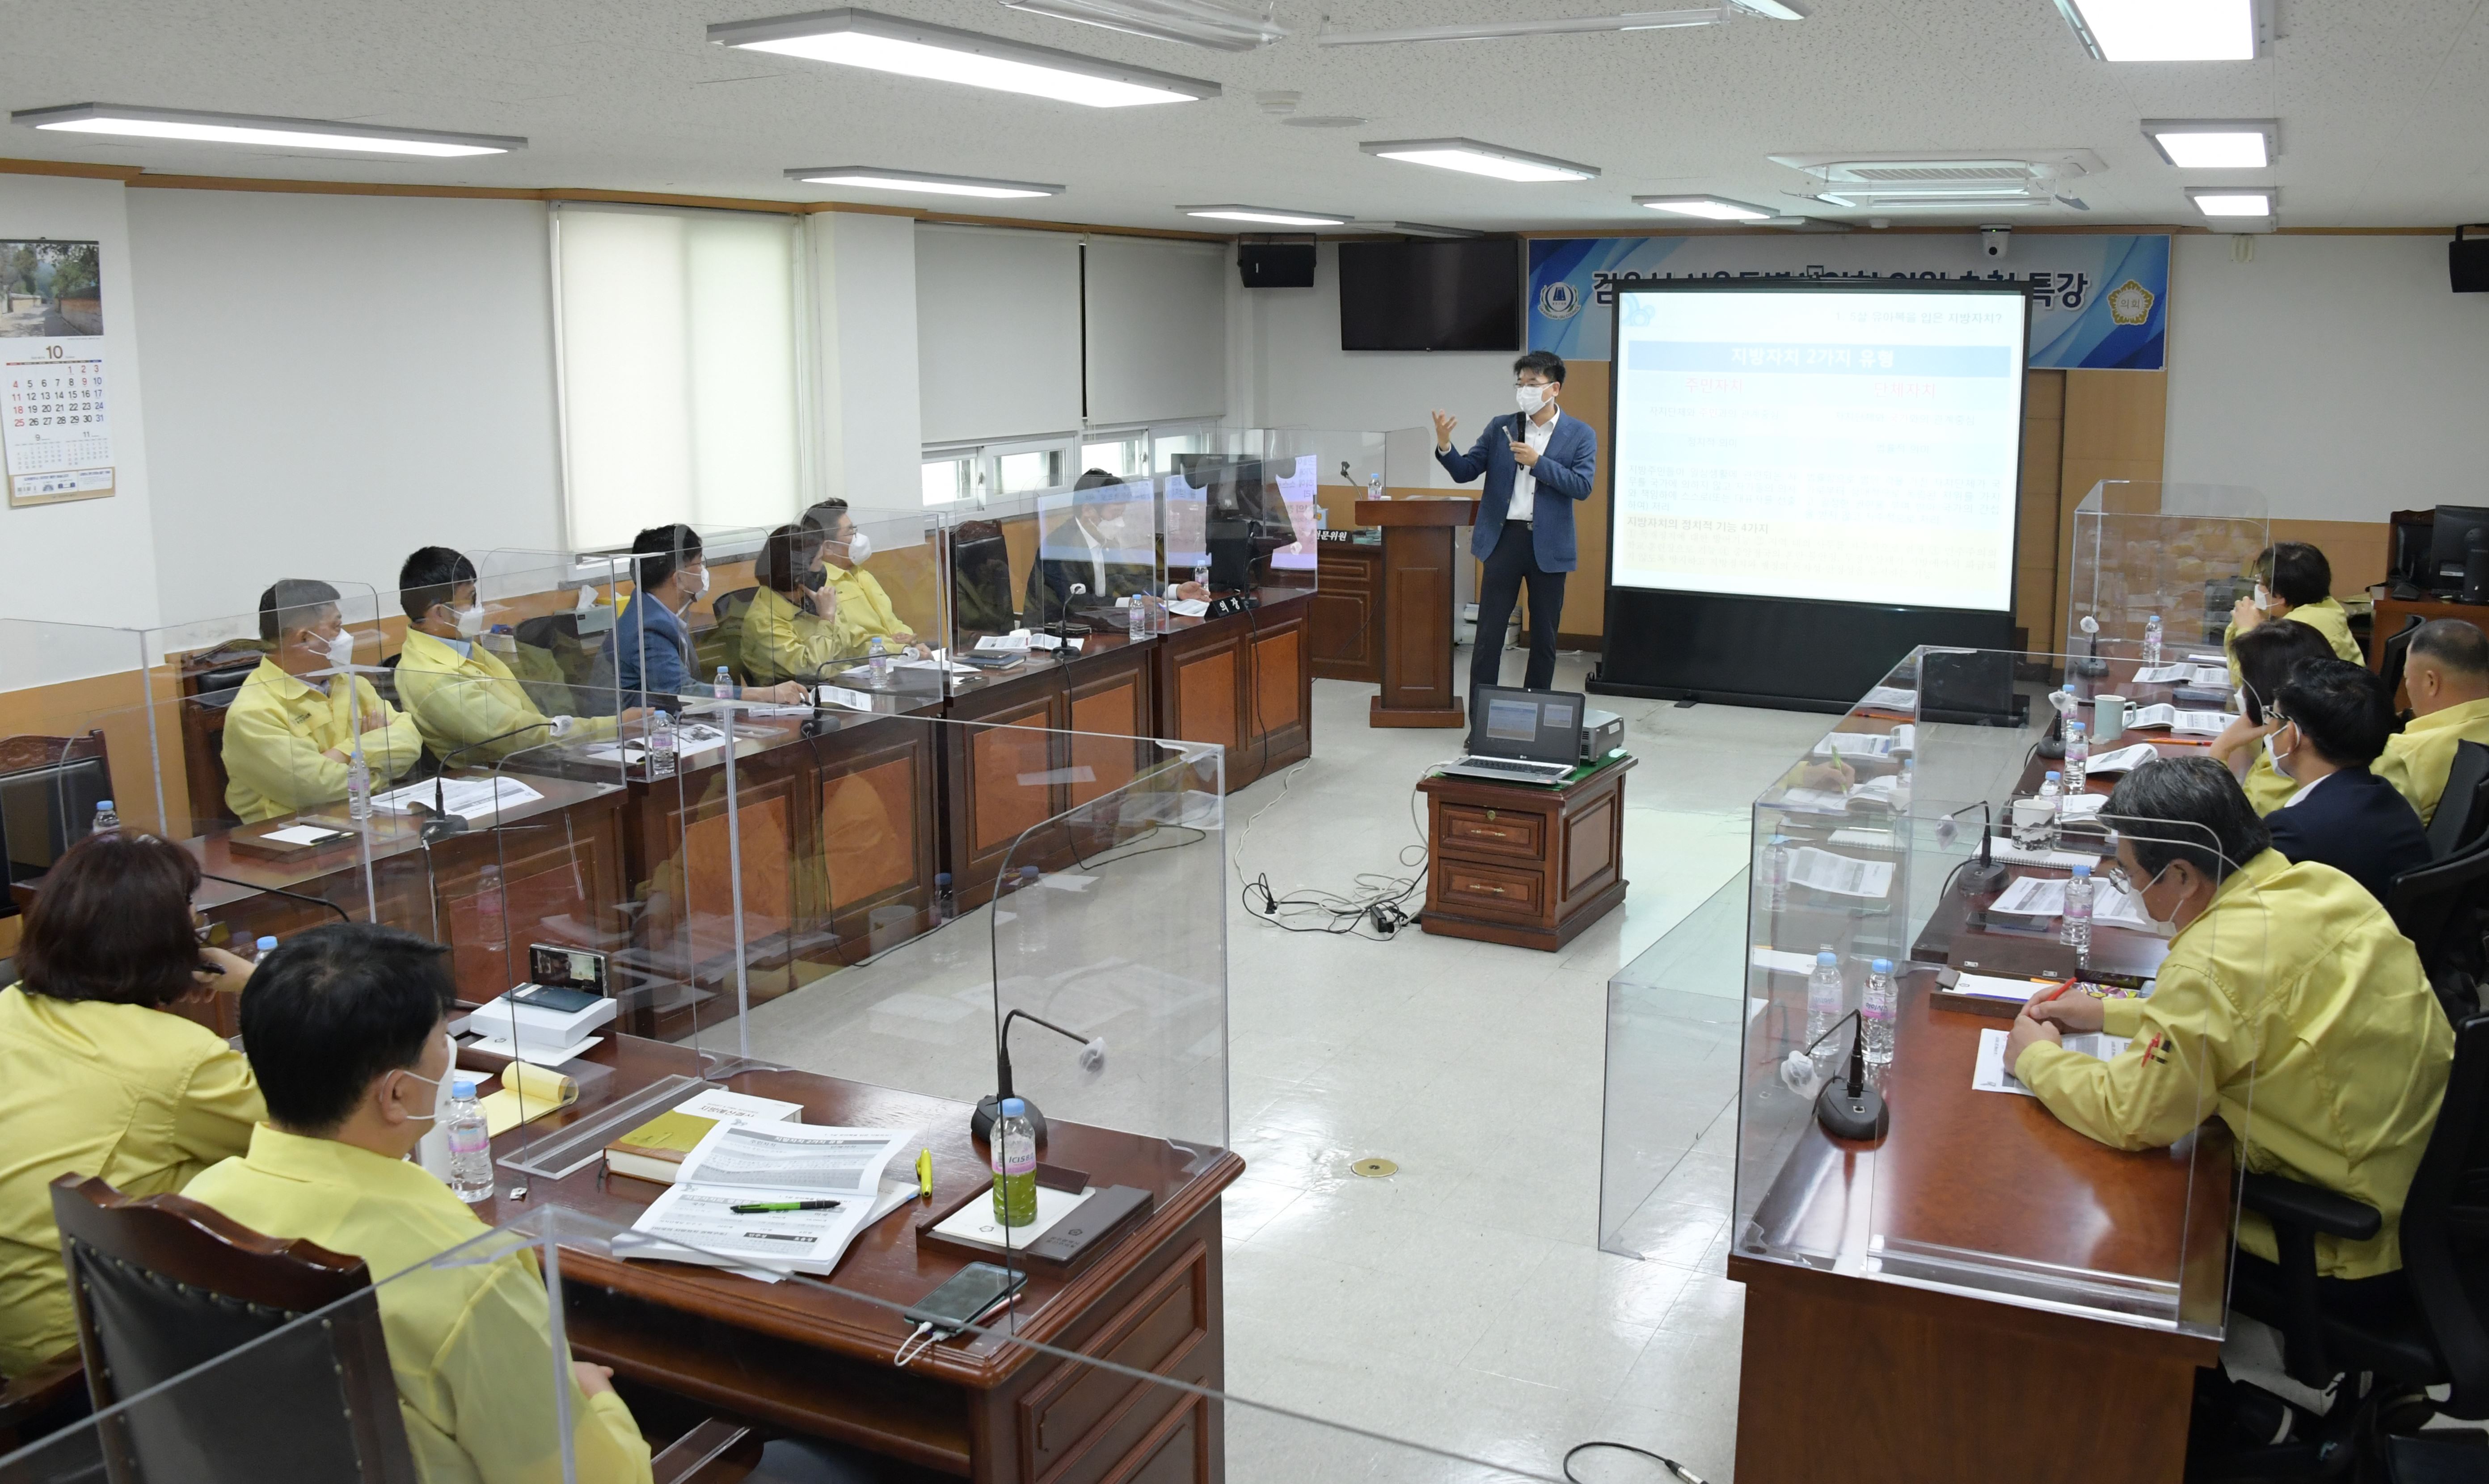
2402, 1013, 2489, 1421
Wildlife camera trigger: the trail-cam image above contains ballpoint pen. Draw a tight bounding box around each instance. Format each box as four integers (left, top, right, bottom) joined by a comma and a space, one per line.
729, 1199, 844, 1214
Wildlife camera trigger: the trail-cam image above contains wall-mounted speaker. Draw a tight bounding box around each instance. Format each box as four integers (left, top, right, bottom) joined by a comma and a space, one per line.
1238, 242, 1316, 289
2453, 225, 2489, 293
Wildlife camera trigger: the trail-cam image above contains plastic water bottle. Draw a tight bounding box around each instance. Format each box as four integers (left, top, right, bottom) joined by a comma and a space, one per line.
89, 800, 119, 839
1894, 758, 1914, 815
2063, 719, 2089, 795
2062, 862, 2095, 954
991, 1097, 1038, 1227
476, 864, 503, 930
713, 666, 734, 701
1806, 950, 1844, 1072
1368, 472, 1386, 503
1861, 959, 1898, 1067
1762, 834, 1790, 913
2142, 614, 2164, 666
2039, 772, 2063, 846
645, 710, 678, 778
934, 871, 958, 924
249, 935, 279, 963
1017, 864, 1048, 953
867, 635, 891, 687
1193, 559, 1211, 593
445, 1080, 494, 1204
346, 750, 371, 821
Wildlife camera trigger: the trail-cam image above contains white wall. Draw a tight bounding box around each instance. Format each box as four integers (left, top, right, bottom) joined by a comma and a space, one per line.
0, 175, 165, 638
811, 211, 921, 514
127, 190, 561, 624
2165, 233, 2489, 521
1231, 240, 1507, 490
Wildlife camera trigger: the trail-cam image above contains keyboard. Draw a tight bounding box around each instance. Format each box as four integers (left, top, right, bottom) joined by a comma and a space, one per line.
1462, 756, 1570, 775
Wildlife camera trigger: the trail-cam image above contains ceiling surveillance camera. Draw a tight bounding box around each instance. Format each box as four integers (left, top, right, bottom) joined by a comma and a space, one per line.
1979, 225, 2011, 258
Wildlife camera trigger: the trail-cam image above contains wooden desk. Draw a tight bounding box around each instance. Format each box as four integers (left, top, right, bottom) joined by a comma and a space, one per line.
2369, 593, 2489, 669
1152, 585, 1314, 793
1355, 499, 1475, 729
476, 1034, 1240, 1483
1729, 971, 2229, 1484
1309, 539, 1384, 684
1416, 755, 1632, 950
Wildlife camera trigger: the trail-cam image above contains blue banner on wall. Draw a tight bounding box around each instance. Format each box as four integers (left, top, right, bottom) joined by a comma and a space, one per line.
1528, 233, 2169, 370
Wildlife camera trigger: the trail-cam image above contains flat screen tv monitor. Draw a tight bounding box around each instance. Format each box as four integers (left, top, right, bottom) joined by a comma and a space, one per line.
1337, 239, 1522, 352
2426, 504, 2489, 590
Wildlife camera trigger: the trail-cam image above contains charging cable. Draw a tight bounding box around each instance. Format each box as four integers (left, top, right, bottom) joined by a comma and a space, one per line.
1562, 1440, 1708, 1483
893, 1321, 940, 1368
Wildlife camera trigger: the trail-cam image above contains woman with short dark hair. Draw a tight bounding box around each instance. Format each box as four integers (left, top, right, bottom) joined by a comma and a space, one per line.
0, 832, 265, 1379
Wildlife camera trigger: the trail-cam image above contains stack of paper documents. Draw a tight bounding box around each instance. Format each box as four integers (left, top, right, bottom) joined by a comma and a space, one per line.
1860, 685, 1917, 712
2084, 742, 2163, 775
619, 1122, 921, 1279
1974, 1026, 2132, 1096
1988, 874, 2153, 928
1788, 846, 1895, 899
2132, 664, 2230, 687
2125, 704, 2227, 736
373, 776, 544, 820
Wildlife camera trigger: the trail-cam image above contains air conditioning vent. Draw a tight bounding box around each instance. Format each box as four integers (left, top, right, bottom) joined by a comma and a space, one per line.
1844, 164, 2038, 183
1769, 149, 2106, 212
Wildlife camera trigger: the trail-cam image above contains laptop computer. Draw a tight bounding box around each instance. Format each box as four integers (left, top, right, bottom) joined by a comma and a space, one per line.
1438, 687, 1585, 784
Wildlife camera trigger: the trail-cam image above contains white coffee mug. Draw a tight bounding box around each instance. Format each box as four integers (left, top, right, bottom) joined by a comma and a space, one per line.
2092, 694, 2128, 744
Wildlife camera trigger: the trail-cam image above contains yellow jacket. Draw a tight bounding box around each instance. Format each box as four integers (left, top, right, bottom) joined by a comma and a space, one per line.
2224, 597, 2365, 687
2376, 695, 2489, 826
187, 1125, 651, 1484
824, 564, 911, 653
740, 585, 844, 685
221, 658, 424, 823
2016, 850, 2453, 1279
395, 629, 616, 764
0, 985, 262, 1375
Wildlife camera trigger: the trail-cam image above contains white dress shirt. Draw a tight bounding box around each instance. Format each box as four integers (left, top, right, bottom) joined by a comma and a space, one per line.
1508, 408, 1558, 524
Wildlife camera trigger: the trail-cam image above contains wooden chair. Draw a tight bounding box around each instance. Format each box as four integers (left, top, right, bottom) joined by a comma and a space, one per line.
0, 1345, 85, 1454
47, 1176, 748, 1484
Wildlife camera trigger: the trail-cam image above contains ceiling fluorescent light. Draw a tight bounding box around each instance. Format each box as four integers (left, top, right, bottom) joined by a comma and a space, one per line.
9, 102, 522, 156
1000, 0, 1287, 51
1319, 8, 1724, 44
2056, 0, 2264, 61
1360, 139, 1598, 183
1636, 195, 1774, 220
2142, 118, 2276, 169
710, 8, 1220, 107
786, 166, 1062, 198
1376, 221, 1485, 238
1728, 0, 1811, 16
2189, 188, 2274, 217
1181, 205, 1349, 226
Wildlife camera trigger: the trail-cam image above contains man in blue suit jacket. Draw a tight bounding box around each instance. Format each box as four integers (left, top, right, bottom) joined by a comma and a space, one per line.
2263, 659, 2431, 904
1433, 350, 1599, 699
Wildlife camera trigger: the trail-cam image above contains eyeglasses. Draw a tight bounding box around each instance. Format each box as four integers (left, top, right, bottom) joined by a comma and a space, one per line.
2104, 862, 2141, 894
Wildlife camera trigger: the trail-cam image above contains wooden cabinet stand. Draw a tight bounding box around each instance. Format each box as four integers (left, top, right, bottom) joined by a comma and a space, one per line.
1356, 499, 1476, 729
1416, 756, 1633, 950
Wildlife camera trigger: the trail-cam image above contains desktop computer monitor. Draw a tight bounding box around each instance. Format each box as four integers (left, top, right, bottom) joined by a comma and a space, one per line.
1170, 455, 1272, 592
2426, 505, 2489, 592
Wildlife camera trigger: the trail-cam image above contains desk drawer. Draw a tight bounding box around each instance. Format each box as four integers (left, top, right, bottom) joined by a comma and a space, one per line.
1021, 1248, 1208, 1484
1436, 858, 1545, 919
1441, 803, 1544, 861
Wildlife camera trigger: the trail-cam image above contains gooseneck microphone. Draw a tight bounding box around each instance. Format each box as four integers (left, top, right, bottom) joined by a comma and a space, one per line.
422, 723, 559, 843
1934, 800, 2007, 896
196, 871, 353, 924
973, 1008, 1107, 1147
1791, 1008, 1890, 1141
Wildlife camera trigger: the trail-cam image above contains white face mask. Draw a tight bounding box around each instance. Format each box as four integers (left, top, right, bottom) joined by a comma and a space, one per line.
2130, 862, 2181, 928
844, 531, 873, 564
680, 566, 709, 599
2253, 583, 2274, 612
1515, 383, 1550, 414
392, 1067, 443, 1125
2264, 723, 2298, 780
450, 604, 487, 639
311, 628, 354, 673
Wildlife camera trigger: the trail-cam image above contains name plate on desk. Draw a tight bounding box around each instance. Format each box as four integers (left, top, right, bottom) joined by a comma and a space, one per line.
916, 1183, 1154, 1271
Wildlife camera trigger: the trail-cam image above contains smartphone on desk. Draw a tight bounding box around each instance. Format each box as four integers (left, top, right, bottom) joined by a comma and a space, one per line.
510, 982, 603, 1015
904, 1262, 1027, 1337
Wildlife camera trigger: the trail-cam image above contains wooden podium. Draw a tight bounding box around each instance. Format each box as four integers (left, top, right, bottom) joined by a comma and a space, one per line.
1355, 497, 1476, 729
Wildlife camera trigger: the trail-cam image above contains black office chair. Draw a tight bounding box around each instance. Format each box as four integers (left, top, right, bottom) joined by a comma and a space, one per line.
2428, 742, 2489, 861
2380, 613, 2426, 719
0, 731, 114, 911
2386, 840, 2489, 1024
2216, 1012, 2489, 1479
705, 588, 757, 687
949, 519, 1017, 636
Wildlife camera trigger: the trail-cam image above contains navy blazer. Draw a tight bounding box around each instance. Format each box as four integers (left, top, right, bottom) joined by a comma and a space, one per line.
2264, 766, 2431, 905
1434, 410, 1599, 573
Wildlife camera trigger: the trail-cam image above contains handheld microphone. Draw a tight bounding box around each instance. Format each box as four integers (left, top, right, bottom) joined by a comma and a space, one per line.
422, 724, 555, 842
974, 1008, 1108, 1146
196, 871, 354, 925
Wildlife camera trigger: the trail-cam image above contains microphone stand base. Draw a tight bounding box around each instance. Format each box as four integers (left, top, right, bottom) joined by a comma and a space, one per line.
420, 817, 469, 844
972, 1095, 1049, 1148
1958, 859, 2009, 897
2072, 658, 2111, 678
1815, 1080, 1890, 1141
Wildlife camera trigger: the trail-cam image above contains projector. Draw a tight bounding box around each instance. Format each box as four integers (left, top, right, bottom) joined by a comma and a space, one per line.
1582, 708, 1624, 762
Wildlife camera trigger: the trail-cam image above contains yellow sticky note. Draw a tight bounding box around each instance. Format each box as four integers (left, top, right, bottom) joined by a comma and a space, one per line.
477, 1061, 577, 1137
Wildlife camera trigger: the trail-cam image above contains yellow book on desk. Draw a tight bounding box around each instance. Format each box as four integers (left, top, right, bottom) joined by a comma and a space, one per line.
603, 1089, 804, 1185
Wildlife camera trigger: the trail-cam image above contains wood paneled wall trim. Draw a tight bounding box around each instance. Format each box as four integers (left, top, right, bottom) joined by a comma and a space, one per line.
0, 157, 1223, 240
1513, 223, 2466, 239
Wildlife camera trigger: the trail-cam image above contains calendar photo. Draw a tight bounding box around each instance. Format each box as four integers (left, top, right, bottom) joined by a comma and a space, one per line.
1, 240, 103, 339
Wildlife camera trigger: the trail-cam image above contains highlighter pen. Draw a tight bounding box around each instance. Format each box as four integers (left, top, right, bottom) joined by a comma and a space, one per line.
729, 1199, 843, 1214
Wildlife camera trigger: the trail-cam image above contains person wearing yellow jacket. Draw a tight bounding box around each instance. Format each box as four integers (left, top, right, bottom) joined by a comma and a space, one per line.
740, 524, 844, 686
2375, 618, 2489, 826
186, 924, 653, 1484
222, 578, 423, 822
2222, 541, 2363, 688
2008, 757, 2452, 1282
802, 498, 924, 658
0, 834, 264, 1378
2202, 619, 2337, 818
394, 548, 641, 766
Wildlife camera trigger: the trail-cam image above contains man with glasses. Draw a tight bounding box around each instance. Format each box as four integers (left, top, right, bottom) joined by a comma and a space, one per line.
1431, 350, 1599, 700
2007, 757, 2451, 1291
2258, 659, 2429, 903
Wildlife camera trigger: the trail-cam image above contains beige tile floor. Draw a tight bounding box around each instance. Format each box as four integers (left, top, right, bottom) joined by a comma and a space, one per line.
1214, 649, 1829, 1482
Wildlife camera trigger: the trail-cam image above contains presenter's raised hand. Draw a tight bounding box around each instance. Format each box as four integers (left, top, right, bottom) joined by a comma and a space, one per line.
1430, 408, 1458, 451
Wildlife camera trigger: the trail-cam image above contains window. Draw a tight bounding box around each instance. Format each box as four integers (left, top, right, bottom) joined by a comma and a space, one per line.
553, 204, 805, 550
1081, 432, 1148, 480
997, 448, 1065, 494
